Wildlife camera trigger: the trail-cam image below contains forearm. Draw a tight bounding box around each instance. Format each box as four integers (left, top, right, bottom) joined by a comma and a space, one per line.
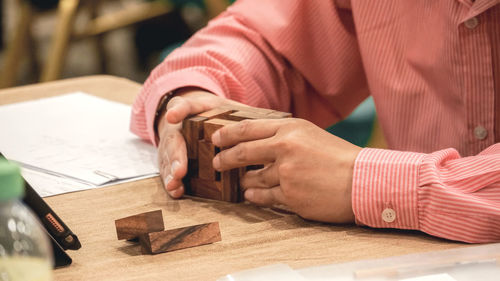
352, 143, 500, 243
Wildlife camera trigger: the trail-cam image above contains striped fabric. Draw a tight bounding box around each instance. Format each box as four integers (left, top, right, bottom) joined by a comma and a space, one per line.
130, 0, 500, 242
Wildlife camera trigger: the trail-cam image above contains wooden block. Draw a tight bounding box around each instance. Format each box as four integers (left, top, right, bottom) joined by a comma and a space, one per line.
188, 178, 222, 200
226, 110, 268, 121
186, 159, 198, 179
139, 222, 222, 254
198, 140, 216, 180
226, 109, 291, 121
197, 107, 235, 119
182, 105, 292, 203
182, 116, 207, 159
115, 210, 164, 240
203, 118, 239, 142
218, 104, 255, 112
221, 169, 239, 202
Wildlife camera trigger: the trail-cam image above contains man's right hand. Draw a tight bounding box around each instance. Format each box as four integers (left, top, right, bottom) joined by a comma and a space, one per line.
157, 88, 250, 198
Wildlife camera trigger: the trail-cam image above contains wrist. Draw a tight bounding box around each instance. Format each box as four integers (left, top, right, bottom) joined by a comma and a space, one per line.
154, 91, 176, 142
154, 87, 212, 142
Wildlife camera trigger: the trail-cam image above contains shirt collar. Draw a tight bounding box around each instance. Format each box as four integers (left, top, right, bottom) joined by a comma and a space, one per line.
459, 0, 500, 22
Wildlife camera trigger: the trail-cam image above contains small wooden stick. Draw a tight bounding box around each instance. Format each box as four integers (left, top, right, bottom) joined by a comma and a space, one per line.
182, 116, 208, 159
115, 210, 164, 240
139, 222, 221, 254
197, 107, 234, 119
198, 140, 217, 180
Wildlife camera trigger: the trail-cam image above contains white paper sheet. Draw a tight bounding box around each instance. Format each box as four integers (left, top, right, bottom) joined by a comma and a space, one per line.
218, 244, 500, 281
217, 264, 308, 281
0, 92, 159, 196
400, 273, 458, 281
20, 167, 95, 197
20, 167, 158, 198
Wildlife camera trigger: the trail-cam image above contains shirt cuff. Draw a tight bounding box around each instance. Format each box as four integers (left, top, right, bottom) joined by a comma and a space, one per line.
142, 70, 227, 146
352, 148, 426, 230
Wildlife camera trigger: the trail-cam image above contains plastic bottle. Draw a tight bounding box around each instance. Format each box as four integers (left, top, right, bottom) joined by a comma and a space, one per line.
0, 160, 53, 281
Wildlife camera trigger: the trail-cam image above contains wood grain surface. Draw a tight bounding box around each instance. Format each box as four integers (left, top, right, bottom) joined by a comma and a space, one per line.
0, 76, 467, 281
115, 210, 164, 240
203, 118, 238, 142
140, 222, 221, 254
182, 116, 207, 159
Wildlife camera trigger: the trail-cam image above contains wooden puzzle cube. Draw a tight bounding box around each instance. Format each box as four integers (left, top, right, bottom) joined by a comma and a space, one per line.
182, 105, 291, 202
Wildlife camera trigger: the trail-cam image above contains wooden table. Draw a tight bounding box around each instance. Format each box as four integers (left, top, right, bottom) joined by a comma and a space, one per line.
0, 76, 466, 281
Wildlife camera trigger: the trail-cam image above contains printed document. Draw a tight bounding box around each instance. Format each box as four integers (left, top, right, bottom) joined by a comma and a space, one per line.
0, 93, 159, 196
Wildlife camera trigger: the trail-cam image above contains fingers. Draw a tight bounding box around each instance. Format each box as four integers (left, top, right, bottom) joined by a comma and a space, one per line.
158, 124, 188, 198
167, 182, 185, 199
241, 164, 283, 206
158, 90, 226, 197
240, 164, 279, 190
165, 94, 219, 124
244, 186, 285, 206
159, 156, 185, 198
211, 119, 290, 171
212, 119, 285, 148
164, 130, 188, 179
213, 138, 276, 171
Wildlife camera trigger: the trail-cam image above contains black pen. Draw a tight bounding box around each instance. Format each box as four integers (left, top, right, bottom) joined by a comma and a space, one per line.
0, 153, 81, 250
22, 180, 81, 250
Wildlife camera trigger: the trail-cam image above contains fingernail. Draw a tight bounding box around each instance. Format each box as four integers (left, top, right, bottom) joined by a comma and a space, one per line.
213, 156, 220, 170
164, 174, 173, 186
244, 189, 253, 200
170, 185, 184, 198
211, 130, 220, 145
171, 160, 180, 175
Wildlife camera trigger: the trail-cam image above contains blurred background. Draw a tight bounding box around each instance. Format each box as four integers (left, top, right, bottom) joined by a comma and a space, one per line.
0, 0, 232, 88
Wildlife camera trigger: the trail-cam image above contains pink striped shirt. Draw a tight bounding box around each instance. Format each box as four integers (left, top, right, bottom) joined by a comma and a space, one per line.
131, 0, 500, 243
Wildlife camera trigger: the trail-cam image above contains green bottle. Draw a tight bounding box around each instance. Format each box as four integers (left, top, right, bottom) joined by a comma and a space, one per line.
0, 160, 53, 281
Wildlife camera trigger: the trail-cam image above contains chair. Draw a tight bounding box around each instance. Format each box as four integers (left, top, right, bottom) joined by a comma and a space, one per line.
0, 0, 173, 88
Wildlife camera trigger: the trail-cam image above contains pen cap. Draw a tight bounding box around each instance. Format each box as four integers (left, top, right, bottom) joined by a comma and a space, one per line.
0, 159, 24, 200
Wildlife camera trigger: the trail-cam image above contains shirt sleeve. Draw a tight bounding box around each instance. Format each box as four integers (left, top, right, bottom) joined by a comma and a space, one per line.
130, 0, 369, 144
352, 143, 500, 243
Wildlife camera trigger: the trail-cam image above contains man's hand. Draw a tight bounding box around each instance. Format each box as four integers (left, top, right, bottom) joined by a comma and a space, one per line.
211, 118, 362, 223
157, 89, 249, 198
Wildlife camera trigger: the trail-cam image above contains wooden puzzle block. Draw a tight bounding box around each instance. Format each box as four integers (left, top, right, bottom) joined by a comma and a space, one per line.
182, 105, 291, 203
115, 210, 164, 240
221, 169, 239, 202
197, 107, 234, 119
226, 110, 269, 121
235, 106, 274, 115
139, 222, 221, 255
198, 140, 217, 180
182, 116, 207, 159
203, 118, 239, 142
189, 178, 222, 200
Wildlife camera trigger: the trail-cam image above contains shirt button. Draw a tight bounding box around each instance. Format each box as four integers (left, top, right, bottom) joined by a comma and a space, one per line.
474, 126, 488, 140
381, 208, 396, 223
464, 17, 479, 29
